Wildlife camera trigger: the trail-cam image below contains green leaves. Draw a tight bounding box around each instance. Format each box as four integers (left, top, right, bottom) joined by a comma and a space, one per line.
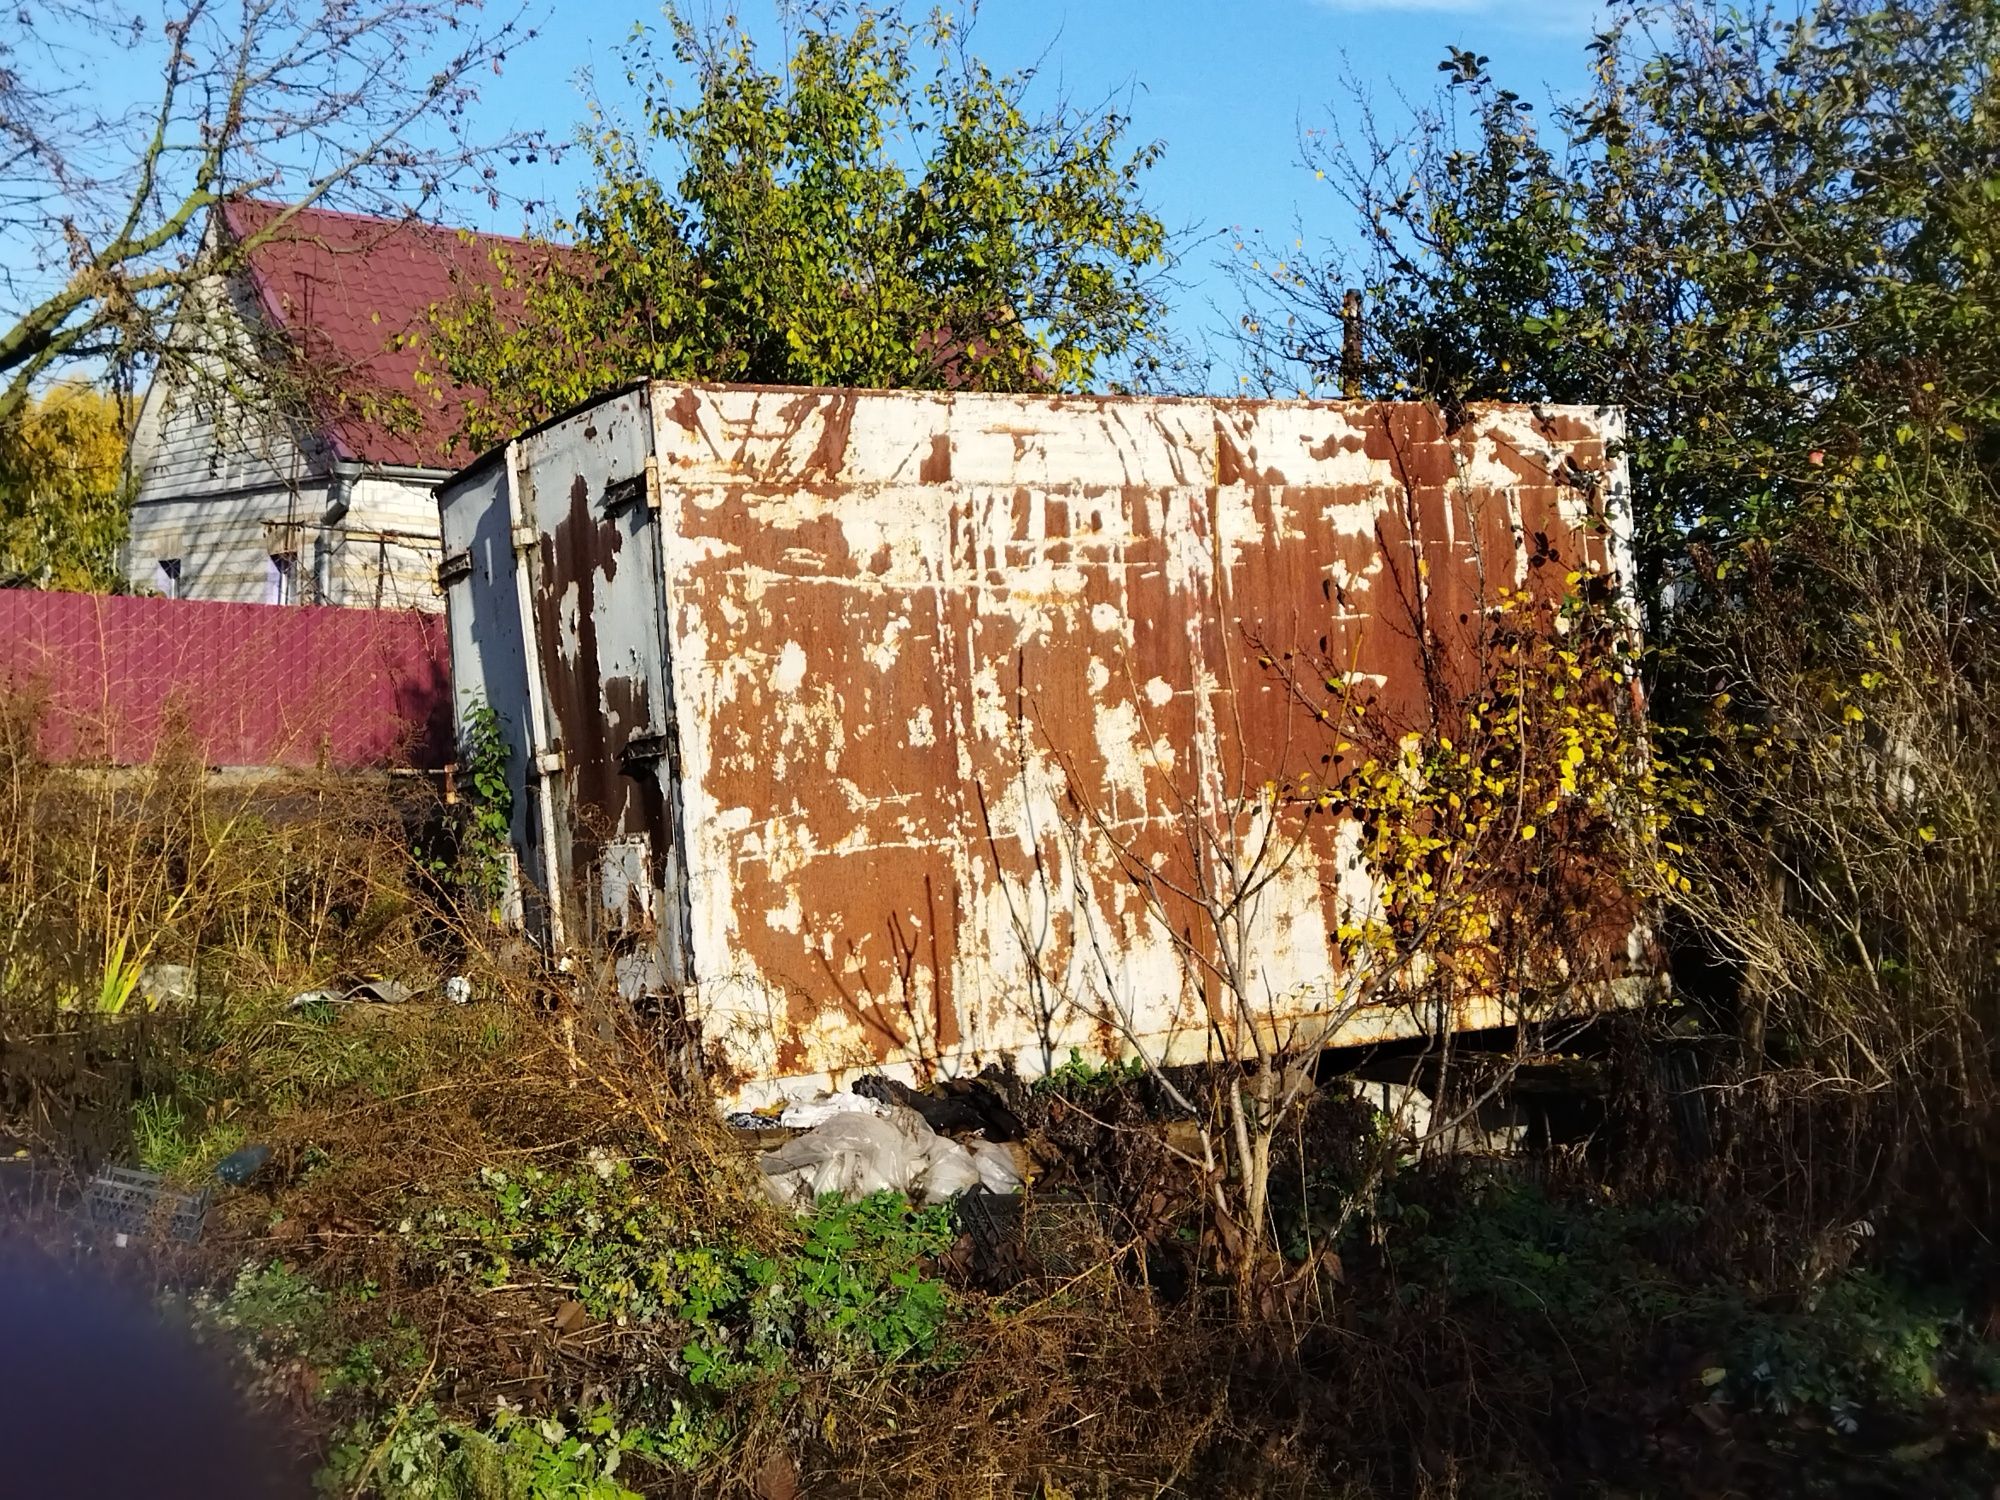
454, 701, 515, 917
1249, 0, 2000, 615
420, 1159, 956, 1428
428, 4, 1172, 449
0, 382, 132, 592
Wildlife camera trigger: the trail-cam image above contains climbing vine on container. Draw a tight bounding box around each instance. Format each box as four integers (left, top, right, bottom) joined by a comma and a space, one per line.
1268, 553, 1653, 1042
456, 701, 515, 918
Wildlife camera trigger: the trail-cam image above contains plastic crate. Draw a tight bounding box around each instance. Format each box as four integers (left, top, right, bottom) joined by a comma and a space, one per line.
955, 1186, 1112, 1286
79, 1166, 208, 1242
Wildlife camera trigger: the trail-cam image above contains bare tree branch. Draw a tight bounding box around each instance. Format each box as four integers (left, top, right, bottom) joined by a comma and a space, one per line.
0, 0, 549, 422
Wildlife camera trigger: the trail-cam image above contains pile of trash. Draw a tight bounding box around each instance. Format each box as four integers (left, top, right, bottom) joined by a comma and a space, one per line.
287, 974, 473, 1008
740, 1077, 1028, 1211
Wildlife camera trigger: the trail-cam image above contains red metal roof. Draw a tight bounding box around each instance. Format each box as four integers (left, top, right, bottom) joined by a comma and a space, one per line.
222, 199, 533, 470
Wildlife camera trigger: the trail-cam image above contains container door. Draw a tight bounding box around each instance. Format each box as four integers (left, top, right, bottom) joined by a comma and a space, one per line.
518, 388, 688, 992
436, 458, 537, 928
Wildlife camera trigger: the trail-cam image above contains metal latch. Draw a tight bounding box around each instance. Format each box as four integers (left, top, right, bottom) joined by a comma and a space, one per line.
620, 731, 671, 767
602, 456, 663, 519
532, 749, 566, 777
437, 549, 473, 586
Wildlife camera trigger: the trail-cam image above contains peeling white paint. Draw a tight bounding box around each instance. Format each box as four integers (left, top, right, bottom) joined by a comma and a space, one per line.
772, 640, 807, 694
458, 382, 1639, 1108
1092, 699, 1151, 810
866, 616, 908, 672
557, 580, 582, 666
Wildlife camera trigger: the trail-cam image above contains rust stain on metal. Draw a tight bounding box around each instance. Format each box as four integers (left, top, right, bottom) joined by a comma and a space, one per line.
920, 434, 952, 483
666, 386, 702, 434
441, 383, 1642, 1106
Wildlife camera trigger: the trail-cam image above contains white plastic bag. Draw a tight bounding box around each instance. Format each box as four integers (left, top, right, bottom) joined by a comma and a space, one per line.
967, 1140, 1025, 1195
760, 1106, 1007, 1209
760, 1109, 934, 1209
777, 1090, 889, 1129
914, 1138, 982, 1201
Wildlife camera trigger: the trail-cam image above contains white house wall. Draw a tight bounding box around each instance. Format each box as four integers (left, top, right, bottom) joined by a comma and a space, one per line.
125, 273, 317, 505
322, 473, 446, 611
123, 272, 447, 611
125, 481, 331, 602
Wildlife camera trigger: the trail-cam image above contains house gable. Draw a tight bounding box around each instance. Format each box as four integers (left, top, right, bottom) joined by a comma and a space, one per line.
124, 202, 532, 610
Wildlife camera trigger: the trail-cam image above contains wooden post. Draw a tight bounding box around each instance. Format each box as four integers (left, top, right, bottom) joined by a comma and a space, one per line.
1340, 288, 1364, 399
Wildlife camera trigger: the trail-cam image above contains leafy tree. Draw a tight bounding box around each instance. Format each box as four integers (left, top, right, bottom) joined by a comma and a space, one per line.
1231, 0, 2000, 1230
1237, 0, 2000, 606
0, 382, 130, 590
424, 3, 1174, 450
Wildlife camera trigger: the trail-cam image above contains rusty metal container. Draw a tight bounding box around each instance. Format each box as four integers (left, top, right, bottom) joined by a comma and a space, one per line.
437, 382, 1640, 1107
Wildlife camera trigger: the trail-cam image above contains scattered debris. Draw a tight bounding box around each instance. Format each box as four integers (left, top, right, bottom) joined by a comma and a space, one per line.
777, 1090, 888, 1129
760, 1107, 1005, 1209
749, 1075, 1030, 1209
213, 1143, 272, 1187
288, 976, 417, 1009
852, 1072, 1026, 1141
968, 1140, 1026, 1195
137, 962, 195, 1009
955, 1186, 1114, 1288
345, 976, 414, 1005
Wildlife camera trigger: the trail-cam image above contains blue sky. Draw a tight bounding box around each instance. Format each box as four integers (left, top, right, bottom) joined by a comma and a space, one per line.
467, 0, 1613, 376
27, 0, 1612, 388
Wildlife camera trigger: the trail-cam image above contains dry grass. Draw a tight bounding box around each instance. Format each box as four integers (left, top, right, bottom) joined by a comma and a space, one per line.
2, 638, 1996, 1499
1645, 488, 2000, 1267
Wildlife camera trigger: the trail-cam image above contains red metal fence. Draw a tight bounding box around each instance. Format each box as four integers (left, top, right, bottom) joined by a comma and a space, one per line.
0, 590, 452, 769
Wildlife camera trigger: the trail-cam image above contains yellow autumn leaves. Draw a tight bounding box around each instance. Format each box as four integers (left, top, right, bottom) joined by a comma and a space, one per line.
1307, 581, 1644, 989
0, 382, 132, 591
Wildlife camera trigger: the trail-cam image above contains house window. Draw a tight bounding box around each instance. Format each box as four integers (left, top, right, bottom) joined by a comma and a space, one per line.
154, 558, 181, 598
267, 550, 297, 606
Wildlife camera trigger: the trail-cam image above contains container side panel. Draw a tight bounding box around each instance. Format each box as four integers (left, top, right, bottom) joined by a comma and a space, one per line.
641, 385, 1637, 1105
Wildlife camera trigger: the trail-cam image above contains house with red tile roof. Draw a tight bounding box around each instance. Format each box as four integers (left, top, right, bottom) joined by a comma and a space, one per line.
124, 201, 523, 611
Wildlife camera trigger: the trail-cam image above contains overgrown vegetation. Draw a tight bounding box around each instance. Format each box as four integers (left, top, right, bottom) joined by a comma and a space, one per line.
442, 701, 516, 919
5, 704, 1992, 1496
1040, 547, 1649, 1285
7, 1, 2000, 1496
1236, 0, 2000, 1258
